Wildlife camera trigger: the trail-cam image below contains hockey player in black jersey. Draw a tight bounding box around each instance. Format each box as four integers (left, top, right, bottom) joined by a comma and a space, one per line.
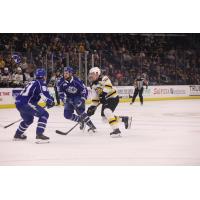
130, 73, 148, 105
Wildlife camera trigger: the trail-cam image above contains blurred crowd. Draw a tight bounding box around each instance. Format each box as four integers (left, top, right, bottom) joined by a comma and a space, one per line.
0, 33, 200, 87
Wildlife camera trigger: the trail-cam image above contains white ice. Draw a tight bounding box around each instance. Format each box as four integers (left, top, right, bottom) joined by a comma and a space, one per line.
0, 100, 200, 165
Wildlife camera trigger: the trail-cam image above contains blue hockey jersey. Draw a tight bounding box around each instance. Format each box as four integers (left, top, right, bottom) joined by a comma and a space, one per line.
15, 80, 54, 106
57, 76, 88, 102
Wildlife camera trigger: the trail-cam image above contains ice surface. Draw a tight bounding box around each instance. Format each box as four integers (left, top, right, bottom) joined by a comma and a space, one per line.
0, 100, 200, 165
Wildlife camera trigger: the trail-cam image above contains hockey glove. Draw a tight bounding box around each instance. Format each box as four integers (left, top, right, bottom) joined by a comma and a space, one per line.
99, 96, 106, 104
46, 99, 55, 108
99, 92, 107, 104
87, 105, 97, 116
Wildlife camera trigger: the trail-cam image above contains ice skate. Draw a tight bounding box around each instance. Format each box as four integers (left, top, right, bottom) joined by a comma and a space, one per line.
87, 125, 97, 133
122, 116, 132, 129
13, 133, 27, 141
87, 123, 97, 133
79, 120, 86, 131
85, 120, 97, 133
35, 134, 50, 144
110, 128, 121, 138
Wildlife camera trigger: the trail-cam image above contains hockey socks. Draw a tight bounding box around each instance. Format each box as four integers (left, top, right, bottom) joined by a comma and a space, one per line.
15, 121, 29, 136
70, 114, 80, 122
36, 116, 48, 135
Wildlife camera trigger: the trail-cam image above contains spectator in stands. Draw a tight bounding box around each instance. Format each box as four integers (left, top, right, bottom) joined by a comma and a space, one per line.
0, 55, 5, 69
24, 68, 34, 85
0, 69, 2, 86
0, 33, 200, 86
0, 67, 12, 87
20, 57, 28, 71
12, 67, 24, 87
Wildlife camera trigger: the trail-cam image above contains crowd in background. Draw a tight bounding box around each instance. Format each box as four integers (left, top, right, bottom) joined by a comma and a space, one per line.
0, 33, 200, 87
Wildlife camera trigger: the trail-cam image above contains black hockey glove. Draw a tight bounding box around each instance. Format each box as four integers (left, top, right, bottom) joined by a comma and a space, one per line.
87, 105, 97, 116
46, 99, 55, 108
99, 92, 107, 104
99, 96, 106, 104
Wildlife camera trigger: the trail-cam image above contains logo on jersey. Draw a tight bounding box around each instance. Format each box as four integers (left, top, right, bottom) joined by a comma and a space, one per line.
42, 86, 48, 91
95, 87, 103, 95
66, 86, 78, 94
12, 54, 21, 64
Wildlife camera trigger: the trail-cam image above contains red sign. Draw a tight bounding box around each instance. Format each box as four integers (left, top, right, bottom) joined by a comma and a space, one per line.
0, 92, 10, 96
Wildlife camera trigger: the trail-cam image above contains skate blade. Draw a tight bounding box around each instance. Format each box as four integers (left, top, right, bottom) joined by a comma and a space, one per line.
127, 117, 133, 129
87, 128, 97, 133
35, 139, 50, 144
87, 131, 96, 134
110, 133, 122, 138
13, 138, 27, 141
89, 130, 97, 133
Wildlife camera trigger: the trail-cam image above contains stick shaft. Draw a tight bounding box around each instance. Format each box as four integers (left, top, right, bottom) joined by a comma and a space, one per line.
4, 119, 22, 129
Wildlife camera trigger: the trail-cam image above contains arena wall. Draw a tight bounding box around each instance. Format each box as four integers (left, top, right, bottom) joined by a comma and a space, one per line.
0, 85, 200, 109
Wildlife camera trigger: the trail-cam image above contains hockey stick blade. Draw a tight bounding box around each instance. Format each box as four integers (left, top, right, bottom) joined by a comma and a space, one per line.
55, 130, 69, 135
55, 103, 101, 136
55, 122, 79, 135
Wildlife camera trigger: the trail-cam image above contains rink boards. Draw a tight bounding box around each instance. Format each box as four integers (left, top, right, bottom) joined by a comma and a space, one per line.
0, 85, 200, 109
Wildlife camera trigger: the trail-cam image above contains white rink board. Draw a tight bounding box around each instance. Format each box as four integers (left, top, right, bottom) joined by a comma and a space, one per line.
0, 85, 200, 108
0, 99, 200, 165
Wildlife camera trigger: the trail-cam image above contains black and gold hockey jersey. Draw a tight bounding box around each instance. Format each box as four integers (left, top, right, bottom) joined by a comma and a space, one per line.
90, 75, 118, 106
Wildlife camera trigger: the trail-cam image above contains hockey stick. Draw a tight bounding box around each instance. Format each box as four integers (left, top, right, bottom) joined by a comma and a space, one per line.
55, 101, 82, 135
55, 122, 79, 135
55, 102, 101, 136
3, 119, 22, 129
2, 104, 49, 129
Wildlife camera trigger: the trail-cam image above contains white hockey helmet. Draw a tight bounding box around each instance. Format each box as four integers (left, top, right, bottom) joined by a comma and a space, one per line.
89, 67, 101, 76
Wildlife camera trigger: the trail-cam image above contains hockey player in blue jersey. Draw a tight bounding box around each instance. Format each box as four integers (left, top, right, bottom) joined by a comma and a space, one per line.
14, 68, 55, 142
57, 66, 96, 132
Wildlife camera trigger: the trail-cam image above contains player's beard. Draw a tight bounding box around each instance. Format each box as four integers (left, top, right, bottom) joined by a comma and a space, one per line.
65, 75, 72, 81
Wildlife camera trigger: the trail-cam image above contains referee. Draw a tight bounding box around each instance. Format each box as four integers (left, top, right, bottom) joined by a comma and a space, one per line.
130, 73, 148, 105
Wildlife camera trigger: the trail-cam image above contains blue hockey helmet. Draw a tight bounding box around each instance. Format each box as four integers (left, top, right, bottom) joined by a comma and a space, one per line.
35, 68, 46, 79
64, 66, 74, 74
